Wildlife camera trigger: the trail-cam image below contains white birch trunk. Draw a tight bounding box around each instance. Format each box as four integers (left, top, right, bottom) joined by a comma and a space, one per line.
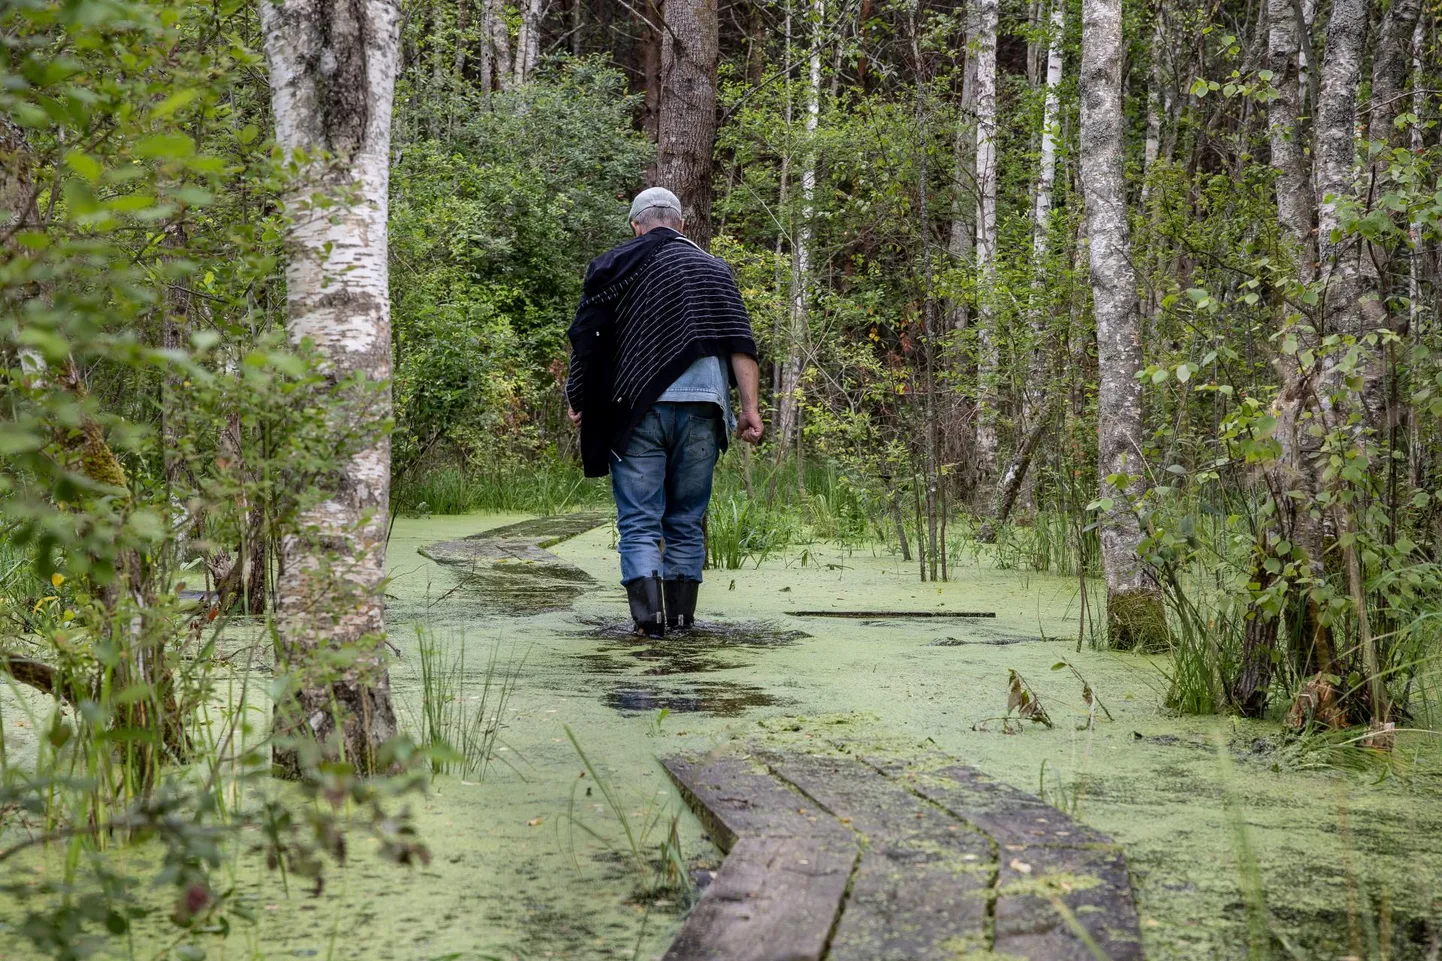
1140, 16, 1162, 201
1032, 2, 1063, 259
516, 0, 544, 83
261, 0, 401, 777
946, 7, 977, 333
1408, 17, 1424, 486
1298, 0, 1314, 106
776, 0, 823, 452
490, 0, 513, 91
973, 0, 1000, 481
1080, 0, 1166, 648
1267, 0, 1314, 278
1312, 0, 1368, 351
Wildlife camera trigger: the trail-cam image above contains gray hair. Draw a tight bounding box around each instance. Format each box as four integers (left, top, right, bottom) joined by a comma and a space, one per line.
631, 203, 684, 230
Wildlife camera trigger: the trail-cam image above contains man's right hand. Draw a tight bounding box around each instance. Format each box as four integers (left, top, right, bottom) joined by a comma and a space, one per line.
568, 408, 582, 426
737, 408, 764, 444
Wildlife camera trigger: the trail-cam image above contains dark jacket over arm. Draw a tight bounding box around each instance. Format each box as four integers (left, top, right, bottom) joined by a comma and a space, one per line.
566, 228, 757, 477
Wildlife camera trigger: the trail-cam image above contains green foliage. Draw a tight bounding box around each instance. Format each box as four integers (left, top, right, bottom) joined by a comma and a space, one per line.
390, 57, 651, 478
0, 3, 434, 957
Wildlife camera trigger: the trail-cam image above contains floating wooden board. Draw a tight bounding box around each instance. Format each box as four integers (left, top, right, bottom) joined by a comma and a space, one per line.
784, 610, 997, 619
663, 751, 1145, 961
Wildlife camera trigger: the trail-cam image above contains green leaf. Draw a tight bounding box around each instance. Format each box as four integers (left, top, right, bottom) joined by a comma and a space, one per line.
0, 427, 44, 455
10, 103, 48, 128
149, 88, 200, 120
126, 509, 167, 542
1176, 363, 1192, 383
134, 133, 195, 160
63, 151, 103, 183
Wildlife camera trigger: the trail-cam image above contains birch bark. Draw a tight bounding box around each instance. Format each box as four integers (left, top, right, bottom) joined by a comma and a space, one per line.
261, 0, 401, 777
515, 0, 544, 83
1080, 0, 1167, 648
946, 8, 976, 334
979, 0, 1063, 537
1267, 0, 1314, 276
489, 0, 513, 91
776, 0, 823, 452
973, 0, 1000, 482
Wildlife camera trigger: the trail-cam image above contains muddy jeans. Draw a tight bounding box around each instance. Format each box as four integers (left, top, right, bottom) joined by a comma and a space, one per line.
610, 401, 721, 584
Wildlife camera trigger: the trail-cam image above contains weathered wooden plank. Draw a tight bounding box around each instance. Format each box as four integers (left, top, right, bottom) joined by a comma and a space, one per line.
662, 835, 857, 961
870, 757, 1114, 848
867, 755, 1144, 960
994, 843, 1144, 961
663, 755, 851, 850
767, 754, 992, 961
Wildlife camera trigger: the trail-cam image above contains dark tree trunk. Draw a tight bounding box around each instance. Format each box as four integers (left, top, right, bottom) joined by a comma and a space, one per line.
655, 0, 719, 249
641, 0, 662, 142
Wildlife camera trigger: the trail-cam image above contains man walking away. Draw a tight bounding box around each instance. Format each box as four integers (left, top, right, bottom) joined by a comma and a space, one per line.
566, 187, 764, 637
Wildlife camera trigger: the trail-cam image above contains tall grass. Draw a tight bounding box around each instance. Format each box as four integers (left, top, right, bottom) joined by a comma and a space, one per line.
412, 623, 525, 781
393, 461, 610, 516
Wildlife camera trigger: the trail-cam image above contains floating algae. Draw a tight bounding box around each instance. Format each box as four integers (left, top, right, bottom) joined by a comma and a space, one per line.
605, 679, 782, 716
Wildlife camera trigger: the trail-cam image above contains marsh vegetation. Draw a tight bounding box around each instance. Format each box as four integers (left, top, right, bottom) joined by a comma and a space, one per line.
3, 0, 1441, 957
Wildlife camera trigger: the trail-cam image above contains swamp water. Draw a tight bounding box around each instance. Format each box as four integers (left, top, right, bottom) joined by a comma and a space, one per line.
2, 511, 1441, 960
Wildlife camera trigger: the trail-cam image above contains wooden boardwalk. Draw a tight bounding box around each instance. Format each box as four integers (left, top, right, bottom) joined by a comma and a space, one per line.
663, 752, 1143, 961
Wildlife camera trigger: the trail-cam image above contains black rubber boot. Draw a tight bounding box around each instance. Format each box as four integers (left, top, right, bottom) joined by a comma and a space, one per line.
626, 573, 666, 638
665, 579, 699, 631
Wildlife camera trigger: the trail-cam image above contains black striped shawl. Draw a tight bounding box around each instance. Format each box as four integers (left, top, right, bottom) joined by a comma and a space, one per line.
566, 229, 757, 477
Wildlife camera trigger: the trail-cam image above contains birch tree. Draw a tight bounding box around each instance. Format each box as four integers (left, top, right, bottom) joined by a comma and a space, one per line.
973, 0, 1000, 481
515, 0, 545, 84
979, 0, 1062, 537
1080, 0, 1167, 648
261, 0, 402, 777
946, 8, 976, 334
655, 0, 720, 248
1266, 0, 1313, 277
776, 0, 824, 452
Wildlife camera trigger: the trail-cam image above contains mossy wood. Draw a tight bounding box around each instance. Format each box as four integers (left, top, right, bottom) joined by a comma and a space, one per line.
419, 512, 607, 614
663, 751, 1144, 961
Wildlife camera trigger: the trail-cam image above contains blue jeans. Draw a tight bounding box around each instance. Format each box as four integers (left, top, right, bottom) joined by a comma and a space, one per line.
610, 402, 721, 584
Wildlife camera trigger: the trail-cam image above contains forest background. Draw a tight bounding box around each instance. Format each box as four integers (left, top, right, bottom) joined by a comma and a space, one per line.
1, 0, 1440, 953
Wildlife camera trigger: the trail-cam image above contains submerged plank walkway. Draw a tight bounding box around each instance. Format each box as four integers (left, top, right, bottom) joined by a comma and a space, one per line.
419, 512, 607, 615
663, 752, 1143, 961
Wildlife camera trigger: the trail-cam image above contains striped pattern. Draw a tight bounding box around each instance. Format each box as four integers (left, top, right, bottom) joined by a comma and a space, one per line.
566, 238, 754, 412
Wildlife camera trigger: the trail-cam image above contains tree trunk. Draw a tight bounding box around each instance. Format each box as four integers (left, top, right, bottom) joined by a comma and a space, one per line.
1267, 0, 1314, 277
655, 0, 720, 249
642, 0, 662, 141
261, 0, 402, 778
776, 0, 823, 452
1026, 0, 1063, 422
1361, 0, 1422, 433
489, 0, 513, 92
973, 0, 999, 484
1141, 16, 1162, 197
515, 0, 544, 84
977, 399, 1054, 542
479, 0, 494, 95
946, 8, 975, 334
1080, 0, 1167, 650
